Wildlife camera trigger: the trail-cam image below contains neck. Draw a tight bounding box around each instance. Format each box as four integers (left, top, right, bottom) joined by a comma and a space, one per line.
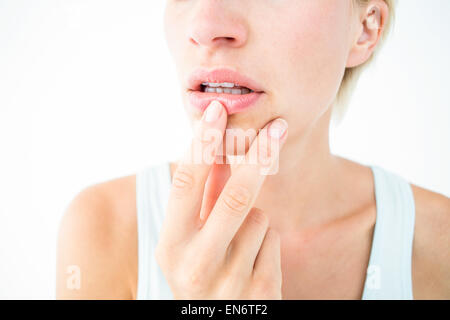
239, 108, 345, 232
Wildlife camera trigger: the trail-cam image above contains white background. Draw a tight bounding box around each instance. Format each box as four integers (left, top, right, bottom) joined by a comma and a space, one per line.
0, 0, 449, 299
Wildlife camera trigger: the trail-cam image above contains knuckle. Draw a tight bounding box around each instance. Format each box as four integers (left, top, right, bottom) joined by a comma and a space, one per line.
248, 209, 269, 228
222, 184, 252, 216
264, 228, 280, 247
184, 261, 208, 289
171, 166, 195, 196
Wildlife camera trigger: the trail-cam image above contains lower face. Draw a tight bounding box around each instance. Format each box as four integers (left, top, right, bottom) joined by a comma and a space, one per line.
164, 0, 355, 155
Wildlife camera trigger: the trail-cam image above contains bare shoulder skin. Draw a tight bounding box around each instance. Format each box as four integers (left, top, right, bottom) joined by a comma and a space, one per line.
56, 175, 138, 299
56, 163, 450, 299
411, 184, 450, 299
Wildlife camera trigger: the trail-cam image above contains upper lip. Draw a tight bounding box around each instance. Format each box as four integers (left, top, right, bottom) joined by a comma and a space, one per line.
187, 67, 265, 93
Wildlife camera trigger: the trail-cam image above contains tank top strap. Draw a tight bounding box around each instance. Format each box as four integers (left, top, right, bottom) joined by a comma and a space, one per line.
136, 162, 173, 299
362, 165, 416, 299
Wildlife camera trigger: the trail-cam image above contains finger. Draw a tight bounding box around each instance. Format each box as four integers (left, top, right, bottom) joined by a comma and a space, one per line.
252, 228, 282, 290
227, 208, 269, 276
199, 118, 288, 255
162, 101, 227, 242
199, 159, 231, 221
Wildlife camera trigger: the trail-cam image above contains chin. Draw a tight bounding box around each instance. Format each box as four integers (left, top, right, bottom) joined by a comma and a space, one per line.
221, 115, 273, 157
219, 126, 255, 157
187, 101, 279, 157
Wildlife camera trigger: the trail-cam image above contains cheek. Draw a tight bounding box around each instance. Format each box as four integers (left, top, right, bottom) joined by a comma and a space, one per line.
266, 1, 352, 116
163, 6, 179, 59
163, 3, 189, 64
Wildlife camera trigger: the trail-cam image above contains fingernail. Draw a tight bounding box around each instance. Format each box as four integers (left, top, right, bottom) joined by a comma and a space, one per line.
269, 119, 288, 139
204, 101, 223, 123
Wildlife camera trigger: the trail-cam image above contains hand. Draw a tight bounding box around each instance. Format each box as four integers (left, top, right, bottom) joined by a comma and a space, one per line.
155, 100, 288, 299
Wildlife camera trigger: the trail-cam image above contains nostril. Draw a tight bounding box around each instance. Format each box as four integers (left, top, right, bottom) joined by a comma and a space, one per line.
213, 36, 234, 42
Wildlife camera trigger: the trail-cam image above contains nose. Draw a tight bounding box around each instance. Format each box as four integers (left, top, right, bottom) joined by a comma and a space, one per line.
188, 1, 247, 50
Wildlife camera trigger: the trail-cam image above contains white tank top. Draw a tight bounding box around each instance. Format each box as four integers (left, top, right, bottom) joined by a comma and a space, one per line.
135, 162, 416, 300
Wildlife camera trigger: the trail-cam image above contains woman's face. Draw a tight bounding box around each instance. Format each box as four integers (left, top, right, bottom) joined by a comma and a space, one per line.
164, 0, 358, 150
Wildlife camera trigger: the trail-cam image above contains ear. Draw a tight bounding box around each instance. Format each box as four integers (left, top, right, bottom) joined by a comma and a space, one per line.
346, 0, 389, 68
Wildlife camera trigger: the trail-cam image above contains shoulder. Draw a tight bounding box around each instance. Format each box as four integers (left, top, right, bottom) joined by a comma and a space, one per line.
56, 174, 138, 299
410, 183, 450, 299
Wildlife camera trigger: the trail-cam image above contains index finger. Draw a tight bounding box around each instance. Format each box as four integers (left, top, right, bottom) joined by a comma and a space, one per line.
198, 118, 288, 255
162, 101, 227, 242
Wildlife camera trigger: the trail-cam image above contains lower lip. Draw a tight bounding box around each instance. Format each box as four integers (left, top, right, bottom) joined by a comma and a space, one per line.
187, 90, 264, 115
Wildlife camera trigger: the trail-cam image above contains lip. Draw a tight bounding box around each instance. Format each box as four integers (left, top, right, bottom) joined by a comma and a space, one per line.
187, 67, 265, 115
188, 91, 264, 115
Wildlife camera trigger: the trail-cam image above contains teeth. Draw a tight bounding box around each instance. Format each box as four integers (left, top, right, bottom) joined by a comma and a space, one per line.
203, 87, 252, 95
201, 82, 238, 88
222, 82, 235, 88
201, 82, 253, 94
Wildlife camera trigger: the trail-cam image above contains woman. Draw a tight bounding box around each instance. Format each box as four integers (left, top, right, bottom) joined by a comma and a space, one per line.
56, 0, 450, 299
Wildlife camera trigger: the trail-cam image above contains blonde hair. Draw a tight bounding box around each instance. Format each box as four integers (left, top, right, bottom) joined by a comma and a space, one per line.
331, 0, 396, 125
